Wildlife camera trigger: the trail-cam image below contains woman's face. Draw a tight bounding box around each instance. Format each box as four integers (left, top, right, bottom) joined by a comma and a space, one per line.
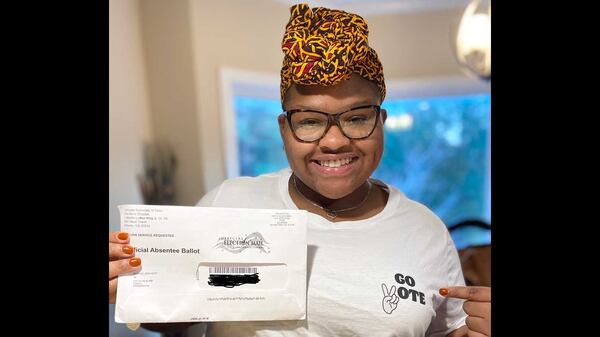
278, 75, 387, 199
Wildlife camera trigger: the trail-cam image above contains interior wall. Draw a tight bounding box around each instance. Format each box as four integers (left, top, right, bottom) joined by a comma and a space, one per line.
109, 0, 160, 335
109, 0, 154, 230
139, 0, 205, 205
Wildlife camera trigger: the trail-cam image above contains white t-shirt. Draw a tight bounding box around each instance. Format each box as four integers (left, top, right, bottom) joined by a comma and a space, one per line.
191, 168, 467, 337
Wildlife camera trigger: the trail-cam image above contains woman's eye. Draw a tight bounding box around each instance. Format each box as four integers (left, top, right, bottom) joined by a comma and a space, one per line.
347, 116, 368, 123
298, 119, 322, 126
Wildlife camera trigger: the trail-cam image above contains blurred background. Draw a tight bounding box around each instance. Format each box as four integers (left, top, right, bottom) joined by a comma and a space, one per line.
109, 0, 490, 336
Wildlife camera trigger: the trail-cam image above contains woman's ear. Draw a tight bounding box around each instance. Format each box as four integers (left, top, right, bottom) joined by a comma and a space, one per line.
278, 114, 287, 138
381, 108, 387, 124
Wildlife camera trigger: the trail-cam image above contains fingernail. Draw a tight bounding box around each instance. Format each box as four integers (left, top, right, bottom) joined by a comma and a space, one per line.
129, 257, 141, 267
439, 288, 449, 296
117, 232, 129, 240
122, 246, 134, 255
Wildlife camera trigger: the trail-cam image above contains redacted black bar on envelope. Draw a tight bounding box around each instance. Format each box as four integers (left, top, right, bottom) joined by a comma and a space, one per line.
207, 266, 260, 288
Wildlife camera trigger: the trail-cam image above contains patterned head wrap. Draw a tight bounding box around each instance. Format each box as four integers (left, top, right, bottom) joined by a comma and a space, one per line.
280, 3, 386, 103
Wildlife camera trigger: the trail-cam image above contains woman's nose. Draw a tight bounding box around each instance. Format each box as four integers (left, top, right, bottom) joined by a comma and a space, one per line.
318, 124, 351, 150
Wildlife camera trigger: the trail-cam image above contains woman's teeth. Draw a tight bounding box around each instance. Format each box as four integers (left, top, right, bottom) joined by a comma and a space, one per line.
318, 158, 353, 168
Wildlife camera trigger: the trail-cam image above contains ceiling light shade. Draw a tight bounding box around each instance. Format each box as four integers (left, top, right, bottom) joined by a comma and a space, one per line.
455, 0, 491, 81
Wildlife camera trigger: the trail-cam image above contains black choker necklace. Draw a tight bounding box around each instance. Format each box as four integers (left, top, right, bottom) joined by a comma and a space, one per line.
292, 175, 372, 219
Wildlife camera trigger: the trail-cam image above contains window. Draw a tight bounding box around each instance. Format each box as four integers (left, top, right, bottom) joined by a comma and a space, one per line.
234, 96, 288, 177
376, 94, 490, 226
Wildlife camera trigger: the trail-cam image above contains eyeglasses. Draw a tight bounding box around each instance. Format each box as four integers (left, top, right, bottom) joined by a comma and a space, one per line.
283, 105, 381, 143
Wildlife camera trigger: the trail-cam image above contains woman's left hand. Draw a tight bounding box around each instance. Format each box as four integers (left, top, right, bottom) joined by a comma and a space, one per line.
442, 286, 491, 337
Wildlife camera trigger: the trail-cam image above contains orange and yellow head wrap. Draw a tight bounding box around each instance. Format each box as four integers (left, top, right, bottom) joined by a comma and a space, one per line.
280, 3, 386, 103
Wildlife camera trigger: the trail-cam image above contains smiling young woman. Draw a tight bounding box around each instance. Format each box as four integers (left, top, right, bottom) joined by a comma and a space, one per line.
280, 75, 389, 221
109, 4, 491, 337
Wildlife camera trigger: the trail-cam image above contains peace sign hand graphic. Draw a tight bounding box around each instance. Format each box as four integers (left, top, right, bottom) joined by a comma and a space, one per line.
381, 283, 399, 314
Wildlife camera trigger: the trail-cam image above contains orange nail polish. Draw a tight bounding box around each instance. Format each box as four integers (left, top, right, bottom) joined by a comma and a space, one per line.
439, 288, 449, 296
129, 257, 141, 267
122, 246, 134, 255
117, 232, 128, 240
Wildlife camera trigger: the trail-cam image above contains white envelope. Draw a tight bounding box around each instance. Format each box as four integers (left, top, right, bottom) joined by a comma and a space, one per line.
115, 204, 308, 323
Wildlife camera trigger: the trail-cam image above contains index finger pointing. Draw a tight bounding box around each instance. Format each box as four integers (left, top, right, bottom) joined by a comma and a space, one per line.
440, 286, 491, 302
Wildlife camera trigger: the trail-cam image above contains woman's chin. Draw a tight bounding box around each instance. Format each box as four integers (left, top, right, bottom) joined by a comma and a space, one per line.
313, 184, 355, 200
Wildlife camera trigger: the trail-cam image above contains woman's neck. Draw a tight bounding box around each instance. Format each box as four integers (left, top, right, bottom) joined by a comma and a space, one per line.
293, 174, 371, 209
289, 174, 386, 221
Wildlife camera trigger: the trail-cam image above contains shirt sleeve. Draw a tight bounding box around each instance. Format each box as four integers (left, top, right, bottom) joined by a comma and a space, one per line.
195, 183, 224, 207
425, 230, 468, 337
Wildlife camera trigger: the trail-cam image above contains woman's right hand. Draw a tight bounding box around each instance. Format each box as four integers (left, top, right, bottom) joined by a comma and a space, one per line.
109, 231, 142, 303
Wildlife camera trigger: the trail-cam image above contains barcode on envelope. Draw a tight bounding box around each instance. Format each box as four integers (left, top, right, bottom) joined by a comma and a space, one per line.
209, 266, 258, 274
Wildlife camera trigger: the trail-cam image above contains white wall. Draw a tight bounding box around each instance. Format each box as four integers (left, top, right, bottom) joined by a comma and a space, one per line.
109, 0, 154, 230
109, 3, 160, 336
140, 0, 205, 206
189, 0, 290, 193
367, 8, 466, 78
